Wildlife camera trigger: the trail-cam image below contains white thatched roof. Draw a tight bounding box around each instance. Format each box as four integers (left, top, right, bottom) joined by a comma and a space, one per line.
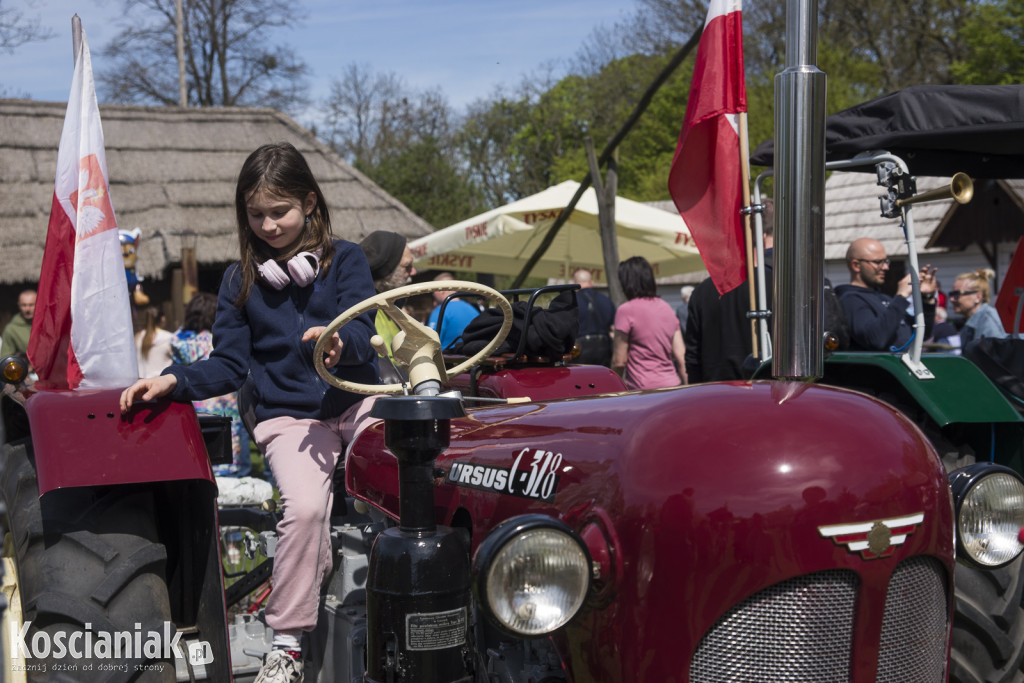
0, 100, 434, 284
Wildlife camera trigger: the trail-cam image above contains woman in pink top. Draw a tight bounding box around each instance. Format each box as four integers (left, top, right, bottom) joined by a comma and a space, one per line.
611, 256, 687, 389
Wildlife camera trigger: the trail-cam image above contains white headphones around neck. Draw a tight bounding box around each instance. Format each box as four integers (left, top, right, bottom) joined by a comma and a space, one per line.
258, 251, 321, 290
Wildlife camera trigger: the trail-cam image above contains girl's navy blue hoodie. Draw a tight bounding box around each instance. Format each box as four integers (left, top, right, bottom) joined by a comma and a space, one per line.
163, 239, 378, 424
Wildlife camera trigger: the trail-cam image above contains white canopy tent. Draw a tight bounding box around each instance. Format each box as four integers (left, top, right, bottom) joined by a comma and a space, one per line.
408, 181, 705, 284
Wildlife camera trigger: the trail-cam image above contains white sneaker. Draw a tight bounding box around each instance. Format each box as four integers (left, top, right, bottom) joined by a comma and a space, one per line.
254, 649, 303, 683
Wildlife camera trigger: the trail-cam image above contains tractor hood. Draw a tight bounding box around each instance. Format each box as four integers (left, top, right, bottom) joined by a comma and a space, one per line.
347, 380, 955, 681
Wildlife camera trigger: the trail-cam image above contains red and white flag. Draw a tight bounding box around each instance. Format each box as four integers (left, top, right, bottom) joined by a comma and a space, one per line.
28, 26, 138, 389
667, 0, 747, 295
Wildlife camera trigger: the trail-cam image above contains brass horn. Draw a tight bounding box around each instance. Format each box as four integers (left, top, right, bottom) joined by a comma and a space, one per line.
896, 172, 974, 207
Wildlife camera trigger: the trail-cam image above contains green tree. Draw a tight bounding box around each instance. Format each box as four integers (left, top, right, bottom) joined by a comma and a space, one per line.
951, 0, 1024, 84
318, 0, 989, 230
468, 51, 693, 204
458, 93, 533, 207
372, 136, 480, 229
821, 0, 971, 91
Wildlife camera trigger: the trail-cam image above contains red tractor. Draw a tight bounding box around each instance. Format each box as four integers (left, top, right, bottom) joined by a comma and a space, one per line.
4, 3, 1024, 682
4, 268, 1024, 681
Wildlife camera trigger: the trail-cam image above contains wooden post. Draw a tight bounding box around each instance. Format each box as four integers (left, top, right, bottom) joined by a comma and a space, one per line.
171, 268, 184, 330
585, 137, 625, 306
181, 231, 198, 306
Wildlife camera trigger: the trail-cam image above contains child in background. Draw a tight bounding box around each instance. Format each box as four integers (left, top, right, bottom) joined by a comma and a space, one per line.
134, 305, 174, 377
171, 292, 252, 477
121, 142, 379, 683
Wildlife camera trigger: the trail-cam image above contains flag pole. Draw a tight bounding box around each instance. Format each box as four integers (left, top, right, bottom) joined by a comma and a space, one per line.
71, 14, 82, 66
32, 16, 142, 387
739, 111, 758, 358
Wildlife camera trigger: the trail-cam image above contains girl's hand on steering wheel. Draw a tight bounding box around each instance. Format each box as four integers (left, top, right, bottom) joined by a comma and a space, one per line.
303, 326, 344, 368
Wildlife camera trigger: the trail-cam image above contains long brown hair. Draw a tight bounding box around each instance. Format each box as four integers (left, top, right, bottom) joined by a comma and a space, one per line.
137, 306, 163, 357
232, 142, 335, 306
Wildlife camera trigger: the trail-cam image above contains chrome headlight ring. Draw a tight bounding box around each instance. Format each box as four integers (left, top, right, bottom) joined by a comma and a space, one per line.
473, 514, 592, 637
949, 462, 1024, 570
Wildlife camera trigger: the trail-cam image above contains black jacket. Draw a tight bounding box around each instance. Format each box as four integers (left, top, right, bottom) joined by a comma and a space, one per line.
834, 284, 934, 352
685, 277, 758, 383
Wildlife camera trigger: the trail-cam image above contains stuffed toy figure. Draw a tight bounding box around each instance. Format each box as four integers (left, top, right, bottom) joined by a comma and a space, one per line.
120, 227, 150, 306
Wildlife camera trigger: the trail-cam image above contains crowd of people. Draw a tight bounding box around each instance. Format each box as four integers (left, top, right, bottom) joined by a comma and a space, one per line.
3, 139, 1015, 683
4, 216, 1012, 401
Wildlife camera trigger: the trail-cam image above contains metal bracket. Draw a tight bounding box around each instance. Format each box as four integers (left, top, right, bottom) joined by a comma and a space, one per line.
900, 353, 935, 380
258, 530, 278, 558
876, 164, 917, 219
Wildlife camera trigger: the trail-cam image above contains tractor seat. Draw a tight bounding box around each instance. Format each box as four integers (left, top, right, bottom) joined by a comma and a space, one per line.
962, 336, 1024, 406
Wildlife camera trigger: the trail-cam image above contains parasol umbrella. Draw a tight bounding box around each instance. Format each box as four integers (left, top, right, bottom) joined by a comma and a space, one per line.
408, 181, 704, 284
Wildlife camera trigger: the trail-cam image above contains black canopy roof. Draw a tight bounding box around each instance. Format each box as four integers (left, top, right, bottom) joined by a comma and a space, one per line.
749, 84, 1024, 178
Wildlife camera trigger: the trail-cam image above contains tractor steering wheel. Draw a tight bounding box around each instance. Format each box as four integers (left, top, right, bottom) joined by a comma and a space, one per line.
313, 280, 514, 395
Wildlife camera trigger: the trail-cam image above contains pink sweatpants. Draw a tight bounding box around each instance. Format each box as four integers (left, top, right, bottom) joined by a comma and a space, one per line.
252, 396, 379, 634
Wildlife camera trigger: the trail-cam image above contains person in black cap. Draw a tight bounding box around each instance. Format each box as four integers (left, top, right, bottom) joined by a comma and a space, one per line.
361, 231, 415, 291
359, 231, 417, 381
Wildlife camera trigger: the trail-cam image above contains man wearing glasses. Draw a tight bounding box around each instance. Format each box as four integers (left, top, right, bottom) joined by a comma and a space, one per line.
835, 237, 938, 351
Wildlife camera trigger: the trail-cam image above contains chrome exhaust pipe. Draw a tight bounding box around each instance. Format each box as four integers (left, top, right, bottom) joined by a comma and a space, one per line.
772, 0, 828, 380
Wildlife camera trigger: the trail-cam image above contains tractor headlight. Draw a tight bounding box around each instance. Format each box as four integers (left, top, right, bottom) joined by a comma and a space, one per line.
474, 514, 591, 637
950, 463, 1024, 569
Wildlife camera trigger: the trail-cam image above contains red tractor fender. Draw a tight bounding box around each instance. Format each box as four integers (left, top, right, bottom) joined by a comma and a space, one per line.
347, 380, 955, 682
24, 388, 214, 494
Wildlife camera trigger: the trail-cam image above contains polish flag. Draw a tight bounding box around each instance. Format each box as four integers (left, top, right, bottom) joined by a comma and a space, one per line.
667, 0, 747, 295
28, 25, 138, 389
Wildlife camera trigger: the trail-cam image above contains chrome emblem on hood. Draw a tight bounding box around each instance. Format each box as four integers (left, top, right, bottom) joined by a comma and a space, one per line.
818, 513, 924, 560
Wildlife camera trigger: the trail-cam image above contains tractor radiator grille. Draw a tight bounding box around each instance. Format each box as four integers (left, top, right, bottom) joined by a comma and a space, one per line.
876, 556, 948, 683
689, 558, 950, 682
689, 570, 858, 682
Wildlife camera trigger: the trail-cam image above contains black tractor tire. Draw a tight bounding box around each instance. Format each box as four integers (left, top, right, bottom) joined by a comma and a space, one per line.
950, 557, 1024, 683
1, 438, 176, 682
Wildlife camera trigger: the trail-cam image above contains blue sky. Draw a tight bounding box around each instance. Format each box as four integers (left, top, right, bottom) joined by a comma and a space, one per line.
1, 0, 632, 112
